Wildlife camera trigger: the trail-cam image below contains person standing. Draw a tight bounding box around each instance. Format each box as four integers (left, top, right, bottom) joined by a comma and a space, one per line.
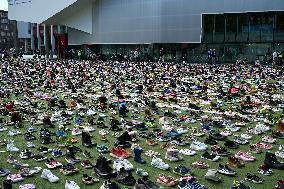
273, 51, 278, 65
207, 49, 212, 64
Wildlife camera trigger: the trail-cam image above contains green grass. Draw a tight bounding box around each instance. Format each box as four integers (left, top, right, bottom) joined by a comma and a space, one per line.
0, 92, 283, 189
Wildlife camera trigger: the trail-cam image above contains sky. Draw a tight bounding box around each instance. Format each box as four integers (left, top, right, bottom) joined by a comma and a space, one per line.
0, 0, 8, 11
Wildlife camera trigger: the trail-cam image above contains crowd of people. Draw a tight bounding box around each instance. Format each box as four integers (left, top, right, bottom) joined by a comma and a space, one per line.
0, 56, 283, 189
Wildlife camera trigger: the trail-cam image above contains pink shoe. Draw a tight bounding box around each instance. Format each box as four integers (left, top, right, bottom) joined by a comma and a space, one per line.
255, 142, 273, 150
235, 151, 255, 162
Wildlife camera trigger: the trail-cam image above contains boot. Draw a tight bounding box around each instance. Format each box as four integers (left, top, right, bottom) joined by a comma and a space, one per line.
82, 131, 94, 147
264, 152, 284, 170
165, 148, 183, 161
134, 147, 146, 164
3, 179, 12, 189
116, 132, 131, 147
94, 156, 113, 178
66, 146, 80, 164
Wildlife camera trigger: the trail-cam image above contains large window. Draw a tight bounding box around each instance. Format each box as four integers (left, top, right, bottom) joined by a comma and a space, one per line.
275, 12, 284, 42
236, 14, 249, 42
226, 14, 237, 42
214, 14, 225, 42
203, 15, 214, 43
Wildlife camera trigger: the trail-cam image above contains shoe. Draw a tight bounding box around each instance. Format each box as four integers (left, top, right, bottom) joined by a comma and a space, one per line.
209, 130, 226, 141
100, 180, 121, 189
116, 168, 136, 186
94, 156, 114, 178
82, 174, 97, 185
52, 149, 65, 157
41, 169, 59, 183
38, 146, 52, 154
165, 148, 183, 161
262, 135, 276, 143
7, 174, 24, 183
82, 131, 94, 147
192, 161, 209, 169
7, 141, 19, 152
19, 184, 36, 189
110, 147, 131, 158
173, 165, 192, 176
272, 131, 284, 139
134, 147, 146, 164
71, 128, 81, 136
275, 180, 284, 189
240, 133, 252, 140
211, 145, 230, 156
245, 173, 263, 184
204, 136, 218, 145
258, 164, 273, 176
20, 149, 34, 159
65, 180, 80, 189
33, 154, 47, 162
235, 151, 255, 162
218, 164, 236, 175
0, 168, 10, 177
255, 141, 273, 150
227, 156, 245, 168
179, 149, 196, 156
81, 160, 93, 169
230, 179, 253, 189
201, 151, 220, 161
205, 169, 222, 182
250, 144, 263, 154
224, 140, 238, 149
141, 176, 160, 189
151, 156, 169, 170
157, 174, 178, 187
26, 142, 35, 148
136, 168, 148, 177
190, 141, 207, 151
60, 163, 79, 176
97, 145, 109, 153
264, 152, 284, 170
46, 158, 62, 169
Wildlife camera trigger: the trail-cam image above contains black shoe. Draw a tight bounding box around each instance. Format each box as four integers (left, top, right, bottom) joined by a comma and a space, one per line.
218, 164, 236, 176
116, 168, 136, 186
272, 131, 284, 139
264, 152, 284, 170
201, 151, 220, 161
245, 173, 263, 184
204, 136, 218, 145
141, 176, 160, 189
24, 132, 36, 141
224, 140, 238, 149
94, 156, 114, 178
209, 130, 226, 141
82, 131, 94, 147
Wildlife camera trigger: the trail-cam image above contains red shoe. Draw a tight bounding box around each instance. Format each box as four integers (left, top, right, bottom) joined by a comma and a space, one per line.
275, 180, 284, 189
110, 147, 130, 158
255, 142, 273, 150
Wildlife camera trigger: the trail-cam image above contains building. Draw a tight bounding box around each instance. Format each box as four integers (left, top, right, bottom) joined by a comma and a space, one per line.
0, 10, 17, 49
8, 0, 284, 62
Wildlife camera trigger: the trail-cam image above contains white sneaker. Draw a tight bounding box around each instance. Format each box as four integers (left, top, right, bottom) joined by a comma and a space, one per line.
7, 141, 19, 152
241, 133, 252, 140
275, 151, 284, 159
41, 169, 59, 183
190, 141, 207, 151
151, 156, 169, 170
179, 149, 196, 156
65, 180, 80, 189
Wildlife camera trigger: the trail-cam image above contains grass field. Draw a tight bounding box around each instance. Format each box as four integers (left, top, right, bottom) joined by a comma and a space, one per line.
0, 91, 283, 189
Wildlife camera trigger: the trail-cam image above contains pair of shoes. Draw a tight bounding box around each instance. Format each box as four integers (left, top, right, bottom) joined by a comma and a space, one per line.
113, 158, 133, 172
94, 156, 114, 178
205, 169, 222, 182
110, 147, 131, 158
178, 176, 208, 189
45, 158, 62, 169
41, 169, 59, 183
116, 167, 136, 186
134, 177, 159, 189
157, 174, 178, 187
165, 148, 183, 161
151, 156, 169, 170
100, 180, 120, 189
173, 165, 192, 176
82, 174, 99, 185
134, 147, 146, 164
60, 163, 79, 175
